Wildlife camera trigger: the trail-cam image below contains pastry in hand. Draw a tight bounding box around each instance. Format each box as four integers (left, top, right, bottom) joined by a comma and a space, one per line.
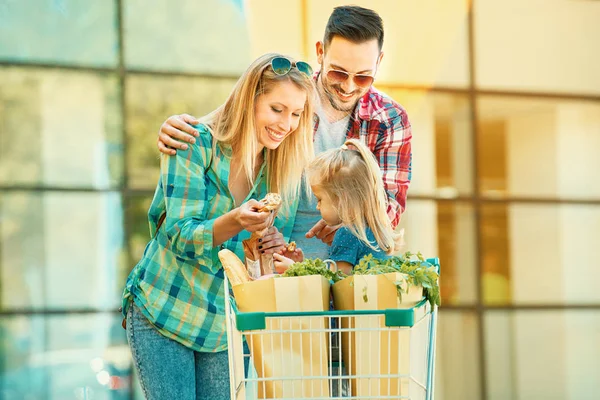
256, 193, 282, 213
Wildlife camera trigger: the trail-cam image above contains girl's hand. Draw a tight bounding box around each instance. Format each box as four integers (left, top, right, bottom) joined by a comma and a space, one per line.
273, 253, 297, 274
278, 247, 304, 263
258, 227, 286, 255
236, 200, 272, 233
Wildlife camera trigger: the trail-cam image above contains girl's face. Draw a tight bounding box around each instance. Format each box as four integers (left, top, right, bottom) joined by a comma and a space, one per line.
254, 80, 307, 151
311, 184, 341, 225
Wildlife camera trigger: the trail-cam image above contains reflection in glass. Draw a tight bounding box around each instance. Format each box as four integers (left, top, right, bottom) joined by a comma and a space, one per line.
480, 203, 600, 305
0, 314, 131, 399
0, 67, 123, 188
398, 200, 477, 305
485, 310, 600, 400
0, 192, 125, 310
378, 89, 473, 197
126, 74, 236, 189
0, 0, 118, 67
126, 195, 154, 266
435, 311, 480, 400
475, 0, 600, 95
477, 97, 600, 199
124, 0, 251, 74
308, 0, 470, 87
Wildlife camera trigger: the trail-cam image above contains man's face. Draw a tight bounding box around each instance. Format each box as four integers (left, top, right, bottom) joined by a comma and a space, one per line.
317, 36, 382, 113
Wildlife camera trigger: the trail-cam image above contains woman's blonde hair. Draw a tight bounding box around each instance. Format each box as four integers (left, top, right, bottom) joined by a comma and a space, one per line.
307, 139, 402, 255
200, 53, 316, 208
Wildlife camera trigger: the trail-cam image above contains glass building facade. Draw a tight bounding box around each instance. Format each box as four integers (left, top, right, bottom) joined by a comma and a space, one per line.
1, 1, 599, 399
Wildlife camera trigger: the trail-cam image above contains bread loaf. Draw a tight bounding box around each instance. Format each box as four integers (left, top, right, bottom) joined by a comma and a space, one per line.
218, 249, 250, 286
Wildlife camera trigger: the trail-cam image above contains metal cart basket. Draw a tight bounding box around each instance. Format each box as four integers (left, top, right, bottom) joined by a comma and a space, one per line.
225, 259, 439, 400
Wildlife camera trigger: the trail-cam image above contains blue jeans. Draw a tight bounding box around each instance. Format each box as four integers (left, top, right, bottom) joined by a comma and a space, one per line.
126, 304, 231, 400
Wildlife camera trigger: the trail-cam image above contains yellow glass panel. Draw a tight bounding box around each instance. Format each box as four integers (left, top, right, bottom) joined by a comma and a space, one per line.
475, 0, 600, 95
481, 203, 600, 305
477, 96, 600, 199
485, 311, 600, 399
307, 0, 470, 87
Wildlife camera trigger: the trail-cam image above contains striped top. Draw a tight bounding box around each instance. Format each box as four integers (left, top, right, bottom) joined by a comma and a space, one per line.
121, 124, 292, 352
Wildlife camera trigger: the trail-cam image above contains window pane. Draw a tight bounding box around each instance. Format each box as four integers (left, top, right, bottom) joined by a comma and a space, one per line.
398, 200, 477, 305
245, 0, 305, 60
477, 96, 600, 199
475, 0, 600, 95
1, 314, 132, 399
124, 0, 251, 74
480, 203, 600, 305
485, 310, 600, 400
0, 192, 126, 310
0, 0, 118, 67
126, 74, 236, 189
380, 89, 473, 197
308, 0, 470, 87
126, 194, 154, 264
0, 67, 123, 189
435, 311, 481, 400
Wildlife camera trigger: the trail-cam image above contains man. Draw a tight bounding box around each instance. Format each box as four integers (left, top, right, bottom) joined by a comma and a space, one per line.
156, 5, 412, 260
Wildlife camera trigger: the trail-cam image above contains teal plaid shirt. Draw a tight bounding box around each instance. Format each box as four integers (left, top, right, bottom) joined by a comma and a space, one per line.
122, 124, 293, 352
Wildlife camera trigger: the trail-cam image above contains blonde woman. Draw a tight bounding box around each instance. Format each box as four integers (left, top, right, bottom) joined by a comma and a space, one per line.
121, 53, 315, 399
274, 139, 402, 275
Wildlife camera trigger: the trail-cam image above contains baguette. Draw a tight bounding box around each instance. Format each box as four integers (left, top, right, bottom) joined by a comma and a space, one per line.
218, 249, 251, 286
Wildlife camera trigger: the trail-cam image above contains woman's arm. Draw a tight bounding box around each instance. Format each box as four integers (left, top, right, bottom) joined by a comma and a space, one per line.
160, 129, 271, 261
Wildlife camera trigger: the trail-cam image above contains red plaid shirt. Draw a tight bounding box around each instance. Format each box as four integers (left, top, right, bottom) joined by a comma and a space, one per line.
313, 85, 412, 228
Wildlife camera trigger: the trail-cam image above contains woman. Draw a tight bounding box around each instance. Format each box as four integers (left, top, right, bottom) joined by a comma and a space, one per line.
121, 53, 316, 399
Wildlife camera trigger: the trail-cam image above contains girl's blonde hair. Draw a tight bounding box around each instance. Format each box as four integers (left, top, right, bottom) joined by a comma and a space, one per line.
307, 139, 402, 255
200, 53, 316, 208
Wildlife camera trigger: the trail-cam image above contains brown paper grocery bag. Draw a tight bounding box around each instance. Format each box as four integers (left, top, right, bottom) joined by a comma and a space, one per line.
332, 273, 423, 399
232, 275, 331, 399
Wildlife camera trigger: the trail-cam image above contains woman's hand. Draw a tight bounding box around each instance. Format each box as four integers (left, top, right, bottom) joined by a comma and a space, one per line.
257, 227, 286, 255
236, 199, 273, 233
157, 114, 200, 155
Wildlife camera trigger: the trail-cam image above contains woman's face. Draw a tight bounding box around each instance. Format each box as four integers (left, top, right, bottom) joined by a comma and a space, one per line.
254, 80, 307, 151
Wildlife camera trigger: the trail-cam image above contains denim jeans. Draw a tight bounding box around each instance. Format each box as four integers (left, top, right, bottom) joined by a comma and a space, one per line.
126, 304, 231, 400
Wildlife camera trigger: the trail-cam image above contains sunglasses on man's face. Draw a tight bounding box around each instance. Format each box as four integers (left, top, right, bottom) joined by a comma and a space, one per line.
326, 69, 375, 88
271, 57, 314, 78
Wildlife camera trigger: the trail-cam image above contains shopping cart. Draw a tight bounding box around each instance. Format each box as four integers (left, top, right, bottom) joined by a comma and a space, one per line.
224, 258, 439, 400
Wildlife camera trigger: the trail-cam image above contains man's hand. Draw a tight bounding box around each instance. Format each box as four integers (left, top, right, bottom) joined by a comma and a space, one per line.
305, 219, 341, 246
257, 227, 286, 255
158, 114, 201, 155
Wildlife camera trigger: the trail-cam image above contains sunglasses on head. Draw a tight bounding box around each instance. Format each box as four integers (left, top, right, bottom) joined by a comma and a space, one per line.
326, 68, 375, 88
271, 57, 314, 78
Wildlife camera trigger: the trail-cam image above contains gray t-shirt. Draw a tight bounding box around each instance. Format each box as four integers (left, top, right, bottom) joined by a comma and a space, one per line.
290, 109, 351, 260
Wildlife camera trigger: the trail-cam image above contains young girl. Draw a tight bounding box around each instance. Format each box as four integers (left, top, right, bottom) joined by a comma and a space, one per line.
274, 138, 403, 275
121, 53, 316, 399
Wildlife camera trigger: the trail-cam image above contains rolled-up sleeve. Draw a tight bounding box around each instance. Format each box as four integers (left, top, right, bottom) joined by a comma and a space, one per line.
160, 133, 216, 262
375, 113, 412, 228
